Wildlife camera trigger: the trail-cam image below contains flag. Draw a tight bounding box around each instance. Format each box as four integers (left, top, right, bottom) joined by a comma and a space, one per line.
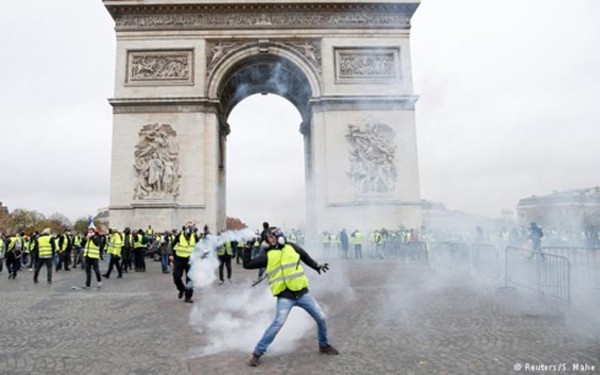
88, 216, 95, 230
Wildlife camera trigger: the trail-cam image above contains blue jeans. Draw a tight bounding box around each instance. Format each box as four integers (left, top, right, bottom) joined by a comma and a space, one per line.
161, 254, 169, 273
254, 292, 329, 355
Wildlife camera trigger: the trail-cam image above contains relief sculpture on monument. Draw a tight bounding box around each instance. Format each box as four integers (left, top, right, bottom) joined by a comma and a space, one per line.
346, 120, 397, 194
133, 123, 181, 200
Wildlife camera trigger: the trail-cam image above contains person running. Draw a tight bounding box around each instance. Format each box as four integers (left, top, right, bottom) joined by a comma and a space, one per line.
169, 223, 200, 303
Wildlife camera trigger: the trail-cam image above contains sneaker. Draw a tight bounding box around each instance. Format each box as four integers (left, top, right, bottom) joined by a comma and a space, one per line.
47, 281, 52, 285
319, 344, 340, 355
82, 285, 89, 289
246, 353, 261, 367
117, 275, 122, 279
218, 280, 224, 285
102, 274, 109, 279
184, 297, 193, 303
178, 291, 184, 299
97, 282, 103, 288
33, 279, 38, 284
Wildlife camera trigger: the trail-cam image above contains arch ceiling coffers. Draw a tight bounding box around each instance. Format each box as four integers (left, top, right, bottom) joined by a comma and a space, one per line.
103, 2, 420, 31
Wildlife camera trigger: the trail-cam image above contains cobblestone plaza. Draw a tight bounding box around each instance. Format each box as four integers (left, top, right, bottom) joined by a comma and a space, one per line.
1, 260, 598, 374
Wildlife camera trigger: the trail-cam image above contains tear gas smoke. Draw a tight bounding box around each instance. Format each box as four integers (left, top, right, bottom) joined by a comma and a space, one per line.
186, 229, 354, 357
188, 229, 255, 288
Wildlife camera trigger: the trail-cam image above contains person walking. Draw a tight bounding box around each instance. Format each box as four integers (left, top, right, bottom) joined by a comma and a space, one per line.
528, 222, 544, 259
103, 228, 123, 279
33, 228, 55, 284
6, 232, 24, 280
121, 227, 133, 273
81, 228, 103, 288
217, 238, 233, 284
169, 223, 200, 303
242, 227, 339, 367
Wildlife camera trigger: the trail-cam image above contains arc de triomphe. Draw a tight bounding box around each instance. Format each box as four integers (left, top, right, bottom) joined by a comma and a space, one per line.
103, 0, 422, 233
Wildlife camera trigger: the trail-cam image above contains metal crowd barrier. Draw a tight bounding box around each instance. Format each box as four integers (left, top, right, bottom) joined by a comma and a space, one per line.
541, 246, 600, 290
504, 246, 570, 304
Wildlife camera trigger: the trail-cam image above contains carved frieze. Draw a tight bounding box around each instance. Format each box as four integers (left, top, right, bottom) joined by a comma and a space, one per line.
346, 119, 397, 194
206, 39, 322, 75
127, 50, 193, 86
113, 5, 412, 31
287, 40, 321, 73
335, 47, 399, 83
133, 123, 181, 200
206, 41, 246, 72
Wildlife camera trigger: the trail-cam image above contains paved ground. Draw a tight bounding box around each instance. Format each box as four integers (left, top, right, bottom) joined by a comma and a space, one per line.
0, 257, 599, 375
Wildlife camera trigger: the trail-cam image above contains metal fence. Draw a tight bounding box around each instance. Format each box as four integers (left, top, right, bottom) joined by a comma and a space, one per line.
504, 246, 571, 303
541, 246, 600, 290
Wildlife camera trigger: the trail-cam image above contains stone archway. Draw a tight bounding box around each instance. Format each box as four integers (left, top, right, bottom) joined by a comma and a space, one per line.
104, 1, 422, 233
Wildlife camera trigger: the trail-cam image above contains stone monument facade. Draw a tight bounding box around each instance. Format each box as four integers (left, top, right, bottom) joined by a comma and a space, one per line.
103, 0, 422, 232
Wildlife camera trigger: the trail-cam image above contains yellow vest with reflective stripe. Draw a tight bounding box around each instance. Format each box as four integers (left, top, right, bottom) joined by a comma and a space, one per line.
218, 241, 233, 256
0, 239, 5, 257
174, 233, 195, 258
107, 233, 123, 256
353, 231, 363, 244
266, 244, 309, 296
38, 235, 53, 259
84, 237, 100, 259
134, 234, 145, 249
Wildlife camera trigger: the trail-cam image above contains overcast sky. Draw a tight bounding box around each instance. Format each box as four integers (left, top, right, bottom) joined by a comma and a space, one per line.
1, 0, 599, 229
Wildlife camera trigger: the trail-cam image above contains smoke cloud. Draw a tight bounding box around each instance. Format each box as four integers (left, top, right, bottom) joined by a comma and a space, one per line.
187, 229, 334, 357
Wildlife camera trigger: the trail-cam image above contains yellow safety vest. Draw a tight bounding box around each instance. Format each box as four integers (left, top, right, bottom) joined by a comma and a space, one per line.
23, 239, 31, 253
107, 233, 123, 256
134, 233, 145, 249
8, 237, 20, 252
173, 233, 195, 258
84, 237, 100, 259
266, 244, 309, 296
218, 241, 233, 256
38, 235, 53, 259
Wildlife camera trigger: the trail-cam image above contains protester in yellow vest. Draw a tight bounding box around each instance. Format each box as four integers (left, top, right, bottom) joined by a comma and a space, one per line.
6, 232, 23, 280
242, 226, 339, 367
103, 228, 123, 279
33, 228, 55, 284
169, 223, 200, 303
351, 229, 363, 259
81, 228, 103, 289
217, 237, 233, 284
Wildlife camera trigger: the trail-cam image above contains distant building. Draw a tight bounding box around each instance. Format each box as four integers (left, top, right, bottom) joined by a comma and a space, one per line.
516, 187, 600, 228
94, 207, 110, 229
0, 202, 8, 217
421, 200, 506, 236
